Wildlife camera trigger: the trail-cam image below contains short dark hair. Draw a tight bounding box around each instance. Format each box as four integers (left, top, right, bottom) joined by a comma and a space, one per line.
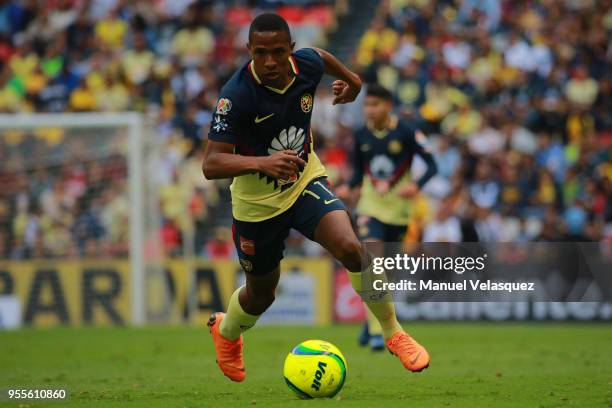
366, 84, 393, 101
249, 13, 291, 42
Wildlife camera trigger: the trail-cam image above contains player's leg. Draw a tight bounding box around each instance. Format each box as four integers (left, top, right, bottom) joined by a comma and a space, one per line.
312, 210, 403, 338
292, 177, 429, 371
316, 210, 405, 339
208, 214, 289, 382
208, 267, 280, 382
356, 216, 386, 351
314, 210, 429, 372
373, 223, 409, 350
218, 265, 280, 340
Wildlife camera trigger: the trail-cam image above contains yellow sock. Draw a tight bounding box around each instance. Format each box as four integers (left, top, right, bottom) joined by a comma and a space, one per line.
348, 266, 403, 340
219, 286, 260, 341
366, 309, 383, 336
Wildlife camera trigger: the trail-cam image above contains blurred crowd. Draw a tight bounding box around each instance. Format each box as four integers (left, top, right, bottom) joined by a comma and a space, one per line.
0, 0, 338, 259
0, 0, 610, 260
319, 0, 612, 246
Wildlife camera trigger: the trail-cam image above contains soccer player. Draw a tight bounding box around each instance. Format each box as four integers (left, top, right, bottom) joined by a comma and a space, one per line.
203, 13, 430, 382
336, 84, 437, 351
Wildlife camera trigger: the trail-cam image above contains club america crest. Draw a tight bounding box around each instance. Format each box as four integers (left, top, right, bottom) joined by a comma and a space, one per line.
300, 94, 313, 113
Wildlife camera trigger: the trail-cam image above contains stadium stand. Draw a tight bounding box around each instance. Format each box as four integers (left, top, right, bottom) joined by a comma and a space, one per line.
0, 0, 610, 261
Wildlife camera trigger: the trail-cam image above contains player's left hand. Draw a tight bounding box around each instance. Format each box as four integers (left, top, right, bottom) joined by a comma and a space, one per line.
332, 79, 361, 105
398, 182, 420, 198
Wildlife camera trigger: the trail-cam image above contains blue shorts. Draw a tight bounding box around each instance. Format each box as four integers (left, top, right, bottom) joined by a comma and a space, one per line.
357, 215, 407, 242
232, 177, 347, 275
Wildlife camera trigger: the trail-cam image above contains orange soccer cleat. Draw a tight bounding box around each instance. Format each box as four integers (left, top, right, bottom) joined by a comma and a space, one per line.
207, 312, 246, 382
386, 331, 430, 372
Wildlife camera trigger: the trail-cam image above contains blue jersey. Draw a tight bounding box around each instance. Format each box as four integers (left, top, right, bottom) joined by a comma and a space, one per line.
208, 48, 327, 222
349, 117, 437, 225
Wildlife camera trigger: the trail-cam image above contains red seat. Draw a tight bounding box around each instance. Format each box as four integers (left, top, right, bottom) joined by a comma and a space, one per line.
225, 6, 253, 27
303, 5, 334, 28
277, 6, 305, 25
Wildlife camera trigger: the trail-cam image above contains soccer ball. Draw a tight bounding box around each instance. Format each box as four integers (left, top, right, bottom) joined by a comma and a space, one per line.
283, 339, 347, 399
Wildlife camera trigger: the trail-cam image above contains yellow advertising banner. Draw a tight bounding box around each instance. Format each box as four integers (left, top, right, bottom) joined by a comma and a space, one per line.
0, 258, 332, 327
0, 260, 131, 327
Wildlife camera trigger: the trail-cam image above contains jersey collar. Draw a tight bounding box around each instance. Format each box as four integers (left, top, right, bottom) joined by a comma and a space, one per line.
367, 114, 398, 138
248, 55, 299, 94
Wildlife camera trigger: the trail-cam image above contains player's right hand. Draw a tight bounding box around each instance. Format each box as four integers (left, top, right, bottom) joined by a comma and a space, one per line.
258, 150, 306, 180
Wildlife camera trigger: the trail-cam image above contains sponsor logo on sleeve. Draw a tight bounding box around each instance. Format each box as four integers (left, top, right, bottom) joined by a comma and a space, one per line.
215, 98, 232, 115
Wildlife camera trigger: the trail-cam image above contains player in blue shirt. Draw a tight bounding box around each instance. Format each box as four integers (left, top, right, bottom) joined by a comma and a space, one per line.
204, 13, 430, 382
337, 84, 438, 351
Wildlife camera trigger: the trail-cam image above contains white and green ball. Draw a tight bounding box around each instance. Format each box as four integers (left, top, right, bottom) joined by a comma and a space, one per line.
283, 340, 347, 399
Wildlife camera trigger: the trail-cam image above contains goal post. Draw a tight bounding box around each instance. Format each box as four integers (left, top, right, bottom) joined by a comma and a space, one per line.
0, 113, 146, 325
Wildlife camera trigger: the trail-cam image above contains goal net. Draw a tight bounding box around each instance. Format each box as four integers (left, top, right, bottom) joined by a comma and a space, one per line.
0, 113, 177, 326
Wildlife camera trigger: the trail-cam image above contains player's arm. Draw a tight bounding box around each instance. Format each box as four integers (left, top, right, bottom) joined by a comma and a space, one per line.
413, 130, 437, 189
336, 136, 364, 201
205, 90, 306, 180
398, 130, 438, 198
202, 141, 306, 180
312, 47, 362, 105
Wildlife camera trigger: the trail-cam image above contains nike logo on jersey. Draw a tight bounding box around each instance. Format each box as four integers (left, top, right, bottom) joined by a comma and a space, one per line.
324, 198, 340, 205
254, 113, 274, 123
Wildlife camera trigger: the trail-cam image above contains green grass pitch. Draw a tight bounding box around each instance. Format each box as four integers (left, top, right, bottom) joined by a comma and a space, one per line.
1, 323, 611, 407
